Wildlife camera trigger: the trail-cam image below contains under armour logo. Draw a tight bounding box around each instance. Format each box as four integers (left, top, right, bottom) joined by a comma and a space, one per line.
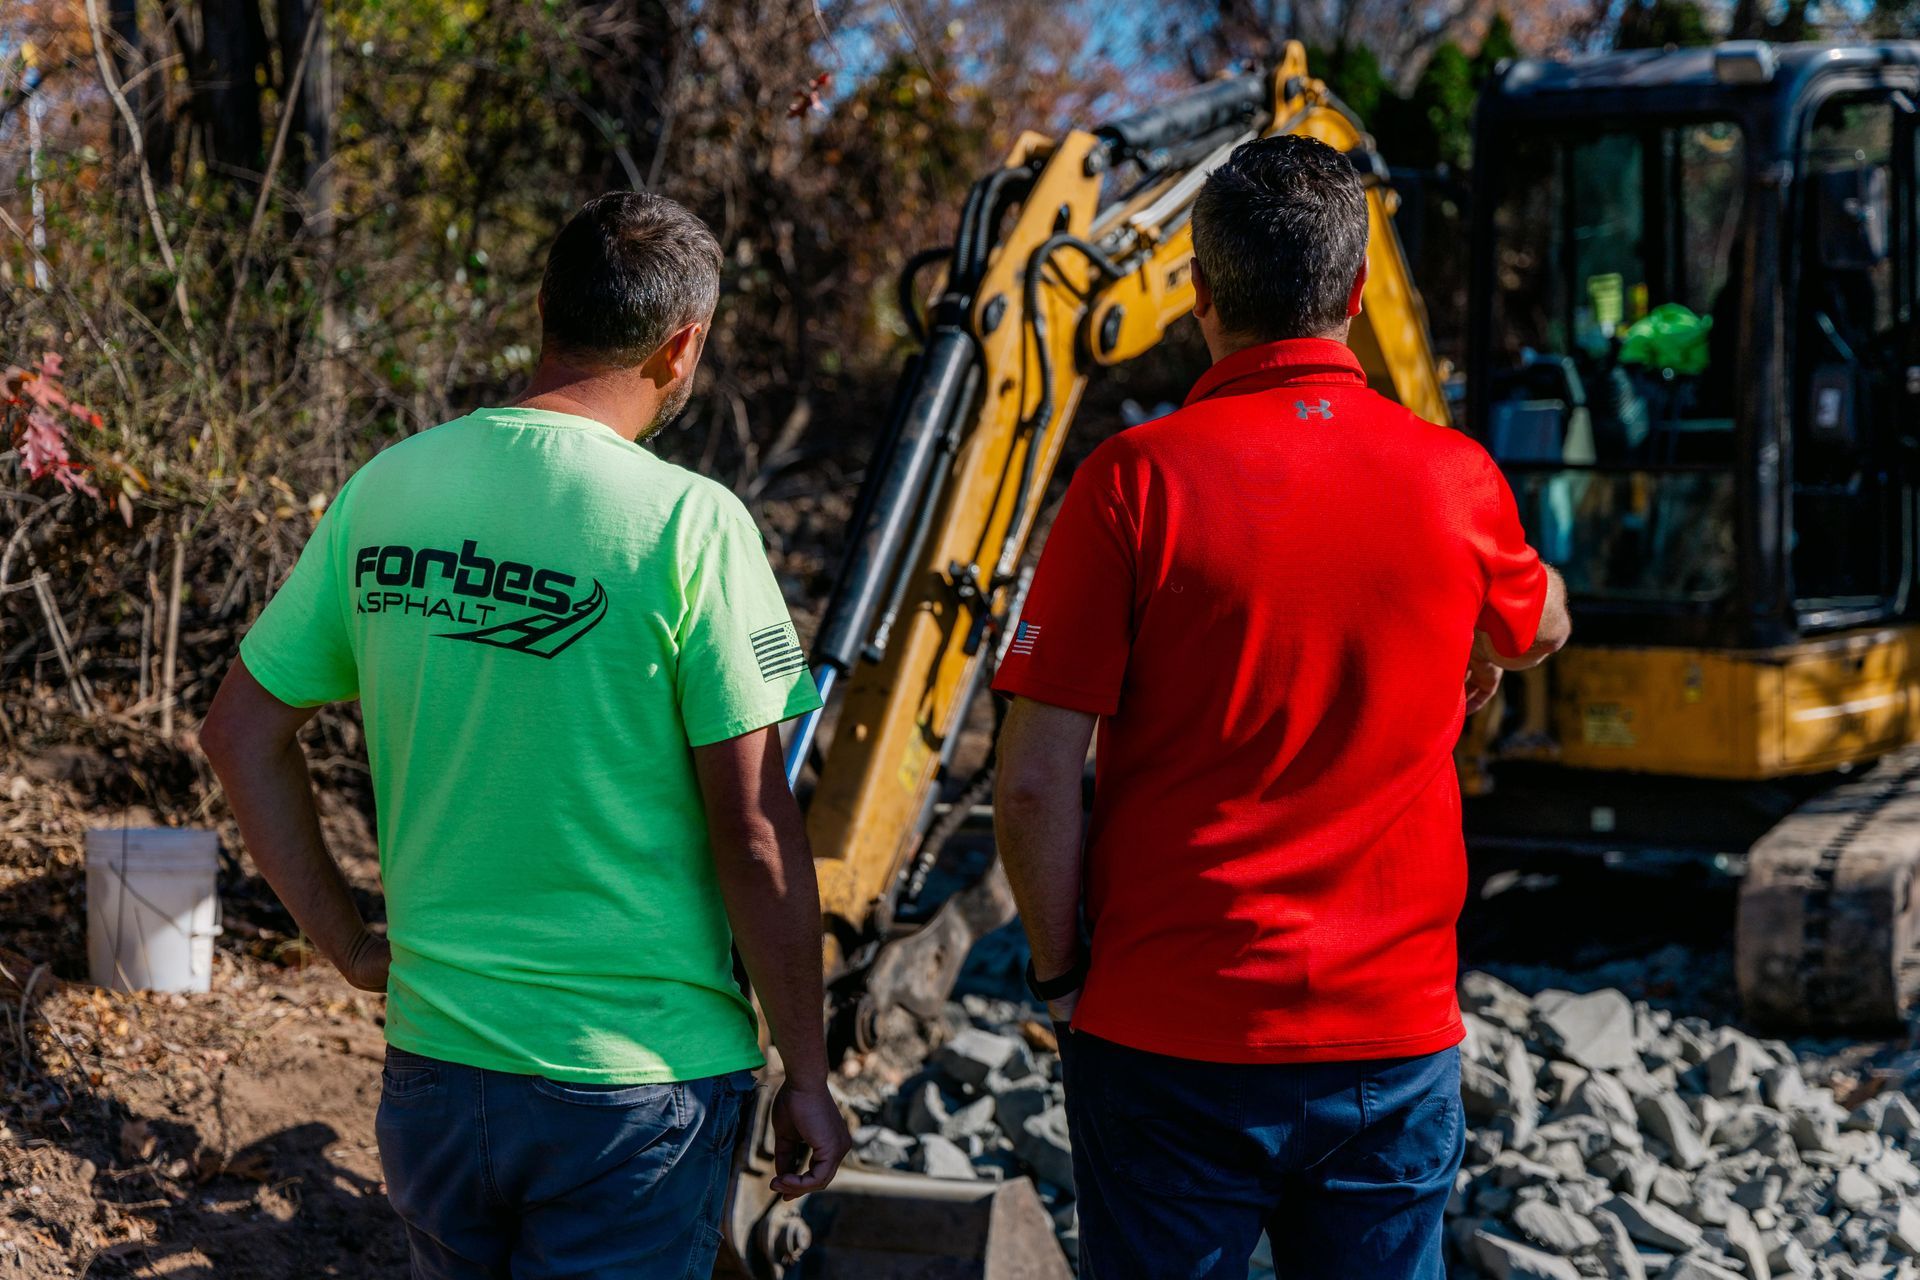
1296, 399, 1333, 420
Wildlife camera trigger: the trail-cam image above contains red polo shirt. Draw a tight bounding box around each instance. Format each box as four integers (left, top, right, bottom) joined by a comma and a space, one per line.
992, 338, 1547, 1063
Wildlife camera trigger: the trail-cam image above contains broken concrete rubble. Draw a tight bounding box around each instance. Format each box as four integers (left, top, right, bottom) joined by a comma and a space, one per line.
839, 978, 1920, 1279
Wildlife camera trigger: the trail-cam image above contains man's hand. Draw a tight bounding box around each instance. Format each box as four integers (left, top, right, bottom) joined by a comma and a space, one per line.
769, 1080, 851, 1199
1045, 987, 1081, 1029
203, 661, 382, 993
1464, 644, 1503, 716
342, 928, 392, 993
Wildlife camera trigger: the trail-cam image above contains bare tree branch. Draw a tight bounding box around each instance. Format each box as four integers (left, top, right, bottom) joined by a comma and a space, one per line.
82, 0, 195, 335
225, 5, 327, 340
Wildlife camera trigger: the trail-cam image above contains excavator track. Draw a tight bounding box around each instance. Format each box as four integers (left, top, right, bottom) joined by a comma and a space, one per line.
1736, 744, 1920, 1031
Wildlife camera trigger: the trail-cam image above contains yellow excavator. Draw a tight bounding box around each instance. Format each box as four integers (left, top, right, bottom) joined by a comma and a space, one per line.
718, 41, 1446, 1278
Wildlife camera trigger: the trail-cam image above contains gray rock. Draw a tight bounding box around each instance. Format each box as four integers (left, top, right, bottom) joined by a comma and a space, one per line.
1595, 1150, 1660, 1201
1732, 1172, 1786, 1213
1706, 1034, 1769, 1099
1649, 1166, 1692, 1209
1849, 1092, 1920, 1140
1683, 1175, 1737, 1228
1473, 1228, 1584, 1280
1534, 1116, 1613, 1159
1565, 1072, 1641, 1133
1661, 1259, 1745, 1280
1889, 1201, 1920, 1257
1725, 1206, 1773, 1280
1762, 1066, 1808, 1112
1592, 1208, 1649, 1280
904, 1081, 950, 1135
1768, 1234, 1816, 1278
1536, 989, 1640, 1072
933, 1028, 1025, 1089
1541, 1061, 1589, 1111
1714, 1105, 1789, 1152
1512, 1198, 1603, 1254
1640, 1093, 1709, 1170
912, 1133, 978, 1180
1465, 1058, 1525, 1121
1606, 1195, 1707, 1253
992, 1081, 1052, 1138
852, 1125, 915, 1169
1463, 972, 1536, 1034
942, 1095, 998, 1141
1831, 1166, 1881, 1212
1014, 1105, 1075, 1190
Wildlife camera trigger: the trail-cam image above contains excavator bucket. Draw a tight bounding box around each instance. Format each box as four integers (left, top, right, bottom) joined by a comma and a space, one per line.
718, 1082, 1073, 1280
791, 1169, 1071, 1279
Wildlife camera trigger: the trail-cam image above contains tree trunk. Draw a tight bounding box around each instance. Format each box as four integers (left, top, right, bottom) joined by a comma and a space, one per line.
196, 0, 269, 186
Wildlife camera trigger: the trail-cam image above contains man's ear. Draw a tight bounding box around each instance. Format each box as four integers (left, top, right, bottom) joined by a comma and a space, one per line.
1190, 256, 1212, 321
1346, 259, 1369, 319
650, 321, 705, 383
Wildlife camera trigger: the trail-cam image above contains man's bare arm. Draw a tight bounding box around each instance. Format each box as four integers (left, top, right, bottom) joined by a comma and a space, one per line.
693, 726, 849, 1199
1481, 565, 1571, 671
200, 660, 390, 991
993, 698, 1098, 1018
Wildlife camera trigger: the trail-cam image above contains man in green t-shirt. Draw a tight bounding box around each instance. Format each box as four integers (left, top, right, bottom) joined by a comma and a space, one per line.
201, 193, 850, 1279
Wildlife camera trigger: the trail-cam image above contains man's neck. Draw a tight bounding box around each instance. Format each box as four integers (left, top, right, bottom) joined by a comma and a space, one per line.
1203, 322, 1352, 365
514, 359, 658, 443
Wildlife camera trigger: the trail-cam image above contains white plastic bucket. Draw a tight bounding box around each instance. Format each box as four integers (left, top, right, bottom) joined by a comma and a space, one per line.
85, 827, 222, 993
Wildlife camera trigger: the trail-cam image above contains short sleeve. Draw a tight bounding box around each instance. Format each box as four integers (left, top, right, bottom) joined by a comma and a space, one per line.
676, 494, 823, 747
239, 489, 360, 707
990, 442, 1138, 716
1471, 448, 1550, 659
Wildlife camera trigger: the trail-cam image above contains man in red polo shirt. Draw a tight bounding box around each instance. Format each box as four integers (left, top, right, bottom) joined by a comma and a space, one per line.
992, 134, 1569, 1279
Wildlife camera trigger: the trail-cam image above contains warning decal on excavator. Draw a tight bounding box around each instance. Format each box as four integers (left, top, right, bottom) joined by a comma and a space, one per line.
1581, 702, 1638, 748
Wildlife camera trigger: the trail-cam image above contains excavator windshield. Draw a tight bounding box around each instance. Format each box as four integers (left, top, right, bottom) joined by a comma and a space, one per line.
1483, 118, 1747, 605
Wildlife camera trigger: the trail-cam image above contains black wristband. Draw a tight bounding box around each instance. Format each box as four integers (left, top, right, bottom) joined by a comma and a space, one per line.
1025, 954, 1089, 1003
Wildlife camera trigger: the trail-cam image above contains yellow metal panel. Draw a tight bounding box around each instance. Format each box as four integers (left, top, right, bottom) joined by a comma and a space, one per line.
1544, 628, 1920, 780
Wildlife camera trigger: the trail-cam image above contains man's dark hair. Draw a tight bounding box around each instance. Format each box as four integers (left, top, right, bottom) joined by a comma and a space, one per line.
538, 192, 722, 366
1192, 135, 1369, 342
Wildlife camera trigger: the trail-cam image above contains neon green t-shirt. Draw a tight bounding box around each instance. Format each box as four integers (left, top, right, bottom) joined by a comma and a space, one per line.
239, 407, 821, 1083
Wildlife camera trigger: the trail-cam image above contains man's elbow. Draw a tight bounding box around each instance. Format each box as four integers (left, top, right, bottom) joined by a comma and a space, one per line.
1531, 568, 1572, 660
1534, 607, 1572, 659
994, 760, 1075, 820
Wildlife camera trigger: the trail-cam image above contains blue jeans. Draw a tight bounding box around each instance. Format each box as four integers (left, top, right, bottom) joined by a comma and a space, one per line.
1062, 1034, 1463, 1280
374, 1045, 756, 1279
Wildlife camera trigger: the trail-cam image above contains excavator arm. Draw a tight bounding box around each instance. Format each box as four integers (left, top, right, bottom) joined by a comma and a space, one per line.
722, 42, 1448, 1278
790, 41, 1446, 1007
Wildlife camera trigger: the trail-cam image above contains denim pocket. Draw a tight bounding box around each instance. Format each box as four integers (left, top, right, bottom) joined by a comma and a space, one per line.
381, 1049, 441, 1100
1070, 1036, 1210, 1196
532, 1076, 686, 1120
1352, 1049, 1464, 1184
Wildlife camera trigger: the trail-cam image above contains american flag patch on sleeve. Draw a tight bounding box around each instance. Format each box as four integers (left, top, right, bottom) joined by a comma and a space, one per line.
1008, 620, 1040, 656
751, 622, 808, 682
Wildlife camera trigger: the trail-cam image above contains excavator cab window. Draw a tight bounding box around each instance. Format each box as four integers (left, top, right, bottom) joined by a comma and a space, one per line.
1789, 93, 1913, 621
1484, 119, 1745, 605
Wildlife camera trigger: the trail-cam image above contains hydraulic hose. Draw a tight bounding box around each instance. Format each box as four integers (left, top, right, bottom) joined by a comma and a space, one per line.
990, 233, 1129, 583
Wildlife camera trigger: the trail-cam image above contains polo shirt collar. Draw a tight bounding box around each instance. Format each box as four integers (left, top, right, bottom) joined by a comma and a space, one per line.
1184, 338, 1366, 407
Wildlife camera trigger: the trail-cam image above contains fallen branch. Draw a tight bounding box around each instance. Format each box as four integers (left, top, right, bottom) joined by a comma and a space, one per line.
28, 573, 96, 717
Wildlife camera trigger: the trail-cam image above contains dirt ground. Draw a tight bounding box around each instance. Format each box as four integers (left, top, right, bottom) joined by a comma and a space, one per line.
1, 742, 407, 1279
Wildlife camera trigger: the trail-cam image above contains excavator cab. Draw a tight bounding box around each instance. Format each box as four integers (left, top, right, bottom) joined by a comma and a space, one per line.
1464, 43, 1920, 1028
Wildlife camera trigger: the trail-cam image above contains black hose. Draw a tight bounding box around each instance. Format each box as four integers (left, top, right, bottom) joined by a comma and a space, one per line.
991, 233, 1130, 583
897, 247, 953, 346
